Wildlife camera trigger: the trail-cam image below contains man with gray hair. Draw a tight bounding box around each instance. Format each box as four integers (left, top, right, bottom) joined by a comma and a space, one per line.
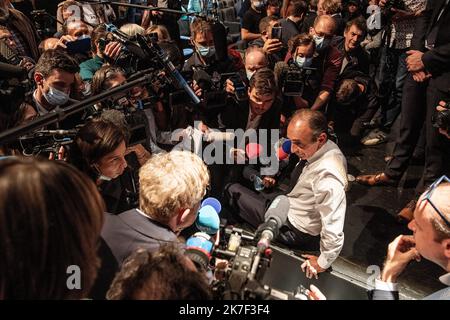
101, 151, 210, 265
226, 109, 347, 278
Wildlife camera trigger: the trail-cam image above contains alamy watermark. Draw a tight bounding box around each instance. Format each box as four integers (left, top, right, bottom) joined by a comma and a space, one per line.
170, 122, 283, 176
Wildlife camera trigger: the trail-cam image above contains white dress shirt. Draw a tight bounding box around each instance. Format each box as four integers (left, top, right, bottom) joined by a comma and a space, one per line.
287, 140, 348, 269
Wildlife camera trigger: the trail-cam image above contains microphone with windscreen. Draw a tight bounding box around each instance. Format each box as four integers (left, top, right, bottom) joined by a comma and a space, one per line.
276, 138, 291, 160
257, 195, 290, 251
195, 197, 221, 235
245, 143, 263, 160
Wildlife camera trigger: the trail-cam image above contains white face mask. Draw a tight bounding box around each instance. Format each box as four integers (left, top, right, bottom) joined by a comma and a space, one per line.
313, 35, 325, 49
246, 69, 256, 81
43, 86, 70, 106
98, 174, 112, 182
93, 164, 113, 182
295, 56, 313, 68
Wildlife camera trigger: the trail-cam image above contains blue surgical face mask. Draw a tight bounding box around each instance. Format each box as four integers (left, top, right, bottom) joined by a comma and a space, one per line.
43, 86, 70, 106
197, 44, 216, 58
295, 55, 313, 68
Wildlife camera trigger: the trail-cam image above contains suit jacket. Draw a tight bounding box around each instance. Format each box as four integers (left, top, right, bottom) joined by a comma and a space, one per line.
8, 8, 40, 61
411, 0, 450, 92
101, 209, 180, 265
334, 36, 371, 80
369, 273, 450, 300
219, 96, 281, 133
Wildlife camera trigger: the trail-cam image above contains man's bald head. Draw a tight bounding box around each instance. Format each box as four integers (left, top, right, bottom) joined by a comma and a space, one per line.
245, 47, 268, 72
312, 15, 336, 37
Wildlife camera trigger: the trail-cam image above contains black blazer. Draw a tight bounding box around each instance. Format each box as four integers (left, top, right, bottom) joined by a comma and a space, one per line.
412, 0, 450, 92
220, 96, 281, 133
101, 209, 180, 265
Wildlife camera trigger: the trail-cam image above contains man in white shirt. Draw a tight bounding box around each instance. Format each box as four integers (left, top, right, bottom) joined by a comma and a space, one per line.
284, 109, 348, 277
370, 176, 450, 300
225, 109, 347, 278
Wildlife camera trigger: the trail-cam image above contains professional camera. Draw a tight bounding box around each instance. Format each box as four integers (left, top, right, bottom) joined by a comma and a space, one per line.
384, 0, 406, 13
17, 129, 77, 157
30, 10, 56, 40
185, 196, 313, 300
278, 62, 316, 97
432, 101, 450, 134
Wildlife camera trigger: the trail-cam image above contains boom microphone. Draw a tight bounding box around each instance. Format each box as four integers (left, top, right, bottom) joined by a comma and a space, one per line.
258, 195, 290, 251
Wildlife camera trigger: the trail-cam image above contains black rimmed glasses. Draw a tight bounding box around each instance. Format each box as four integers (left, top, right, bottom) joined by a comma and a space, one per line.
420, 175, 450, 228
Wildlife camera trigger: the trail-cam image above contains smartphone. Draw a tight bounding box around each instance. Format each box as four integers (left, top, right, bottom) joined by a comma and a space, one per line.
66, 37, 92, 54
271, 26, 282, 40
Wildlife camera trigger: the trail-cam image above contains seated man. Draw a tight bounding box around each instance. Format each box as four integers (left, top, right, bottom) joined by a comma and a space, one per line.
209, 68, 281, 198
101, 150, 210, 265
329, 17, 374, 135
370, 177, 450, 300
226, 109, 347, 277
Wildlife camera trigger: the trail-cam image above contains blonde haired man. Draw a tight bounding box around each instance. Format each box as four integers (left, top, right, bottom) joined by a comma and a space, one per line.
101, 151, 210, 265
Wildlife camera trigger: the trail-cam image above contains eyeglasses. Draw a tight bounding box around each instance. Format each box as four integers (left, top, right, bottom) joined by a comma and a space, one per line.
420, 175, 450, 228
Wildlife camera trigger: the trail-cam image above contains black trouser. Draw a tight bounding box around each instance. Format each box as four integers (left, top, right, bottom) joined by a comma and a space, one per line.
224, 183, 320, 251
385, 74, 448, 193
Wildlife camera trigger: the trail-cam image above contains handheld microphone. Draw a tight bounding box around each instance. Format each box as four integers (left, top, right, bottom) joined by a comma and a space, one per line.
276, 138, 291, 160
185, 232, 214, 272
36, 129, 78, 135
245, 143, 263, 160
196, 197, 221, 235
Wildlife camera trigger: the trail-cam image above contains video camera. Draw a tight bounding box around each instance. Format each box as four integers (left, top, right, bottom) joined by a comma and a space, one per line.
17, 129, 77, 157
30, 10, 57, 40
278, 62, 316, 97
192, 67, 247, 109
432, 101, 450, 135
185, 196, 313, 300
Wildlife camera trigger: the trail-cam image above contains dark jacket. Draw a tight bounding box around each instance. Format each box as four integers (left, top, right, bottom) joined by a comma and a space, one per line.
334, 36, 370, 82
101, 209, 181, 265
411, 0, 450, 93
7, 8, 40, 61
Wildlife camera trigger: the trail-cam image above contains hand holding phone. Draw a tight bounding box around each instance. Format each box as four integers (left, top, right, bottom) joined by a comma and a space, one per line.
271, 26, 282, 40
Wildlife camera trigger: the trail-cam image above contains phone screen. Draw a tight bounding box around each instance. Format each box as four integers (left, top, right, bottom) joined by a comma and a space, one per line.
66, 37, 92, 54
271, 26, 282, 40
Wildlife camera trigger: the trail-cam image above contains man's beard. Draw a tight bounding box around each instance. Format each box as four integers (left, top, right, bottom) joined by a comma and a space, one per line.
0, 7, 10, 24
